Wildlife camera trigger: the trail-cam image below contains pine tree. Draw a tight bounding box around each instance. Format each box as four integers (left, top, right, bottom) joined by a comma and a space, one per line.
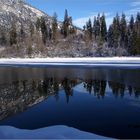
120, 13, 127, 46
131, 30, 140, 55
19, 23, 25, 42
29, 22, 34, 37
131, 14, 140, 55
88, 14, 100, 41
86, 18, 92, 40
112, 17, 117, 48
10, 23, 17, 45
136, 12, 140, 36
136, 12, 140, 22
69, 17, 76, 34
100, 14, 107, 41
130, 15, 134, 31
135, 13, 140, 54
93, 16, 97, 39
36, 18, 41, 31
0, 30, 7, 45
40, 17, 48, 44
49, 26, 52, 40
108, 25, 114, 48
83, 25, 86, 31
127, 16, 134, 54
96, 14, 101, 36
114, 14, 120, 40
110, 14, 121, 48
52, 12, 58, 41
63, 9, 70, 38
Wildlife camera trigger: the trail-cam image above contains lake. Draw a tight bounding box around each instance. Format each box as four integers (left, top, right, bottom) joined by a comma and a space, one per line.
0, 66, 140, 139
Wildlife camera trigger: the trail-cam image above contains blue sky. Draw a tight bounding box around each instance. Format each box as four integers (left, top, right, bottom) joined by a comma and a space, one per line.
26, 0, 140, 28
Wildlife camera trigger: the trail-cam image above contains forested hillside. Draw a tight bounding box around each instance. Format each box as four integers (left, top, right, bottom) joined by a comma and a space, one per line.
0, 0, 140, 57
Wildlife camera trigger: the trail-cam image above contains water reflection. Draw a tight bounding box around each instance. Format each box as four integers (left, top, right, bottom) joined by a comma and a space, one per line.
84, 80, 107, 98
0, 67, 140, 87
0, 66, 140, 139
0, 76, 140, 121
0, 77, 78, 120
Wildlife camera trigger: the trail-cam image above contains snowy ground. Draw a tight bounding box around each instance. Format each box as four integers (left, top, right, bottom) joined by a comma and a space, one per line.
0, 125, 113, 139
0, 57, 140, 68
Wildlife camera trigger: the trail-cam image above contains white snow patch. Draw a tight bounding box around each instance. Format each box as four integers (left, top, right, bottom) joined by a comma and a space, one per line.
24, 4, 45, 17
0, 57, 139, 68
0, 125, 112, 139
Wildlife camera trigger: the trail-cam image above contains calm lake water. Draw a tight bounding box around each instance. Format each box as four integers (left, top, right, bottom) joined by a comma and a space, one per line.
0, 66, 140, 139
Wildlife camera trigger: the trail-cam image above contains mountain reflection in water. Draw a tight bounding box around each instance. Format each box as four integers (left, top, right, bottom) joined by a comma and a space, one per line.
0, 66, 140, 139
0, 77, 140, 121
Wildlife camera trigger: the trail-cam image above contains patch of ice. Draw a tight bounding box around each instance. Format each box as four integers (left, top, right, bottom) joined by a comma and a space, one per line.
0, 57, 139, 68
0, 125, 113, 139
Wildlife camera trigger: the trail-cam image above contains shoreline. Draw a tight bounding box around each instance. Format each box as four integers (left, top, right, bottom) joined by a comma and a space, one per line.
0, 57, 139, 68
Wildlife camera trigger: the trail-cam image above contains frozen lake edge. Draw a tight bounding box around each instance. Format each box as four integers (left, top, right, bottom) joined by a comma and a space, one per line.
0, 125, 113, 139
0, 57, 140, 68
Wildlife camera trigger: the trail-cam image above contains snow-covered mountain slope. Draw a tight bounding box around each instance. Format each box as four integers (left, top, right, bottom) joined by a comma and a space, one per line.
0, 0, 52, 29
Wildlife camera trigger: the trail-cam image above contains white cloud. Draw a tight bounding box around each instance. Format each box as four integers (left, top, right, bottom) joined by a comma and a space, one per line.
73, 12, 98, 28
73, 13, 113, 29
73, 16, 96, 29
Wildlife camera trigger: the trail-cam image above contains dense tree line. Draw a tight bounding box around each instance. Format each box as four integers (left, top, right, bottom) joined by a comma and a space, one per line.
0, 9, 75, 46
109, 13, 140, 55
84, 12, 140, 55
0, 10, 140, 56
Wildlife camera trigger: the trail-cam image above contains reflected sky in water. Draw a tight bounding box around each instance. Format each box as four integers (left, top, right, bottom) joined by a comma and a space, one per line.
0, 66, 140, 139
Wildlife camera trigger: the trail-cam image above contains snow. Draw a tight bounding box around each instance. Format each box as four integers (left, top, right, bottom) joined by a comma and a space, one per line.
0, 125, 112, 139
0, 57, 139, 68
24, 4, 45, 17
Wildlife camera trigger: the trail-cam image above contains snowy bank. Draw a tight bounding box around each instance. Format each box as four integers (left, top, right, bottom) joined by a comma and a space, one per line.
0, 57, 140, 62
0, 57, 139, 68
0, 125, 112, 139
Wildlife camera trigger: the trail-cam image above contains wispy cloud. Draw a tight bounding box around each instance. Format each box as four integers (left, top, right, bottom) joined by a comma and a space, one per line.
130, 1, 140, 7
128, 0, 140, 15
73, 0, 140, 29
124, 1, 140, 21
73, 14, 97, 28
73, 12, 113, 29
125, 7, 140, 16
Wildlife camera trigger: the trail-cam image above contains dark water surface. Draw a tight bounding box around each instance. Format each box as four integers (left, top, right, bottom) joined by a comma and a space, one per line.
0, 66, 140, 139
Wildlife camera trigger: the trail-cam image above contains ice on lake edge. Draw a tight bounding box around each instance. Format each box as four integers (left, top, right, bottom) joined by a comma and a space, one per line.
0, 57, 140, 68
0, 125, 113, 139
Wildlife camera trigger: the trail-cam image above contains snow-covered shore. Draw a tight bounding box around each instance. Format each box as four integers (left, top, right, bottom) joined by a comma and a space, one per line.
0, 57, 140, 62
0, 57, 140, 68
0, 125, 112, 139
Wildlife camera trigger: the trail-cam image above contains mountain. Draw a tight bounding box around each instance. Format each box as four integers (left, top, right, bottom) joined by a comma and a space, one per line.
0, 0, 53, 30
0, 0, 135, 57
0, 0, 85, 58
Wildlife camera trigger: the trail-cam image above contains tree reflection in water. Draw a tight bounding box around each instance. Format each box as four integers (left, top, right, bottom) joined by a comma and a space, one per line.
84, 79, 140, 99
0, 77, 140, 120
84, 80, 107, 99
